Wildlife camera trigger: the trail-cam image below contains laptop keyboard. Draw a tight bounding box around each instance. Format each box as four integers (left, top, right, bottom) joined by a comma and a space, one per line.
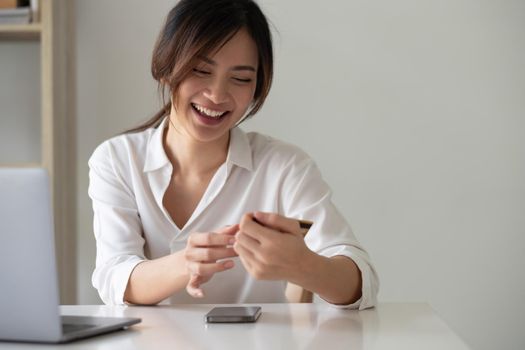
62, 323, 96, 334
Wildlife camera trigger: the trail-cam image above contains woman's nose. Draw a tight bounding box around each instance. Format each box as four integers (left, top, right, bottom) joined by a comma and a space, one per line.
203, 79, 229, 104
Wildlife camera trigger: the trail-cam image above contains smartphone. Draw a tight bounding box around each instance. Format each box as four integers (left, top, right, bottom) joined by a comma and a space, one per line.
205, 306, 262, 323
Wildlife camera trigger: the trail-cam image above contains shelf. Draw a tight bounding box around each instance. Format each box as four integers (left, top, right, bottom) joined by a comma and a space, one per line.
0, 23, 41, 40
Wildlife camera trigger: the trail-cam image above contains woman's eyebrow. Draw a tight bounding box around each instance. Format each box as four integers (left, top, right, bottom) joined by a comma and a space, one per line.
198, 56, 256, 72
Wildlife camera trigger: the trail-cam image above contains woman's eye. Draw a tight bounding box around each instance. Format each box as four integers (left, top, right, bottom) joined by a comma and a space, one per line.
233, 77, 252, 83
193, 68, 210, 76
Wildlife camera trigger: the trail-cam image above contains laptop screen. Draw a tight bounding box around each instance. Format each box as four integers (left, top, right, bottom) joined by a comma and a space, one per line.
0, 168, 63, 341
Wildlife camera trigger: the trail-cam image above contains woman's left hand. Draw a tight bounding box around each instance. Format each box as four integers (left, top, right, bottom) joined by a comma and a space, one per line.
234, 212, 311, 281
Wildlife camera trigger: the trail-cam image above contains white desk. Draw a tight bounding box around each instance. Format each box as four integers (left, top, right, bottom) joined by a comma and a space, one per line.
0, 303, 469, 349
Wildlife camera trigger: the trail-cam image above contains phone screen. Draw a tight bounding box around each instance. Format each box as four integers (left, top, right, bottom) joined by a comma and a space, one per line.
205, 306, 262, 323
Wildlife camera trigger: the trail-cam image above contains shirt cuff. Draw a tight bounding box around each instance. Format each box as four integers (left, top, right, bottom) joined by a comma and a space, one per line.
318, 247, 378, 310
94, 256, 145, 305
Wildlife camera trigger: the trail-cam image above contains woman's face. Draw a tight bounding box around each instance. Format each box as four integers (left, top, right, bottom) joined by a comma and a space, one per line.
171, 28, 258, 144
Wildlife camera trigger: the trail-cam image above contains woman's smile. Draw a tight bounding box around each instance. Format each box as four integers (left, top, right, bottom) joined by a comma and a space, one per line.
191, 103, 229, 118
190, 102, 231, 126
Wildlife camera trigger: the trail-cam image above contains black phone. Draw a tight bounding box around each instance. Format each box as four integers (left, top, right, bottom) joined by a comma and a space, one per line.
205, 306, 262, 323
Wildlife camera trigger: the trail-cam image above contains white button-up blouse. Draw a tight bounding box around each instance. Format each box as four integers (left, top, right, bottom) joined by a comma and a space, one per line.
88, 118, 379, 309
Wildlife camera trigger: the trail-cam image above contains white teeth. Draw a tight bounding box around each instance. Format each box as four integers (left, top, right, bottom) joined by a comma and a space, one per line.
192, 103, 226, 118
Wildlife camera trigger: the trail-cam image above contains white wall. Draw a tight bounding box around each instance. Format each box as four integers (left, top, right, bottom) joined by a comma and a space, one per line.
75, 1, 525, 349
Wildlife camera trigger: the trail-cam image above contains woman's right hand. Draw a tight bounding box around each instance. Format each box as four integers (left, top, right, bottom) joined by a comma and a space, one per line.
184, 224, 239, 298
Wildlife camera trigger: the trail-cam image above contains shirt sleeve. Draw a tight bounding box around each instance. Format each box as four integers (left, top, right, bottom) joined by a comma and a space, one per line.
88, 140, 146, 305
279, 152, 379, 310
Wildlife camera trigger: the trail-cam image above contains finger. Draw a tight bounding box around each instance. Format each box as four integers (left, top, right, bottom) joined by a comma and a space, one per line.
185, 247, 238, 262
188, 274, 202, 290
186, 275, 205, 298
186, 260, 235, 276
188, 231, 237, 248
235, 231, 261, 253
238, 213, 279, 244
215, 224, 240, 235
253, 211, 303, 236
233, 240, 256, 270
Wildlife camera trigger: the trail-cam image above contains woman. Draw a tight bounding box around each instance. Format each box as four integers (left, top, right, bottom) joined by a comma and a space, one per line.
89, 0, 379, 309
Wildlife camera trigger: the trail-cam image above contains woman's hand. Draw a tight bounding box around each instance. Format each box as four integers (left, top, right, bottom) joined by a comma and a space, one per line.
234, 212, 310, 282
184, 225, 239, 298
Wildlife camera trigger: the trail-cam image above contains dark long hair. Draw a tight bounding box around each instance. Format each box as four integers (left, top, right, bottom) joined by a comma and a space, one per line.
125, 0, 273, 133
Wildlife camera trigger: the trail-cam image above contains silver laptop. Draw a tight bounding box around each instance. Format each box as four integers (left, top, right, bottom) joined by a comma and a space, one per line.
0, 168, 141, 343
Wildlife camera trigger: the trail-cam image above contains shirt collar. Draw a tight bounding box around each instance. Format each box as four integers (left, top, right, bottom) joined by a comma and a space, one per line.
143, 117, 254, 173
227, 126, 253, 172
143, 117, 170, 172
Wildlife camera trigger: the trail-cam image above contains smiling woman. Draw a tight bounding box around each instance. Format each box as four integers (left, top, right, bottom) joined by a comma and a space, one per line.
88, 0, 379, 310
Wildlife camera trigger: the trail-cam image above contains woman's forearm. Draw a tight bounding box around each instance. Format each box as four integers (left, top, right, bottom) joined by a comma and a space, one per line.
124, 250, 189, 305
293, 252, 362, 305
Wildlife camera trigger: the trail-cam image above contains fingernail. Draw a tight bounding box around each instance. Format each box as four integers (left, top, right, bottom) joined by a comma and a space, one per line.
223, 261, 234, 269
229, 237, 236, 245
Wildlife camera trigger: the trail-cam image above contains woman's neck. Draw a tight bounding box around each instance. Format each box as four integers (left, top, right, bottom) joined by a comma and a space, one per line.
163, 118, 230, 178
